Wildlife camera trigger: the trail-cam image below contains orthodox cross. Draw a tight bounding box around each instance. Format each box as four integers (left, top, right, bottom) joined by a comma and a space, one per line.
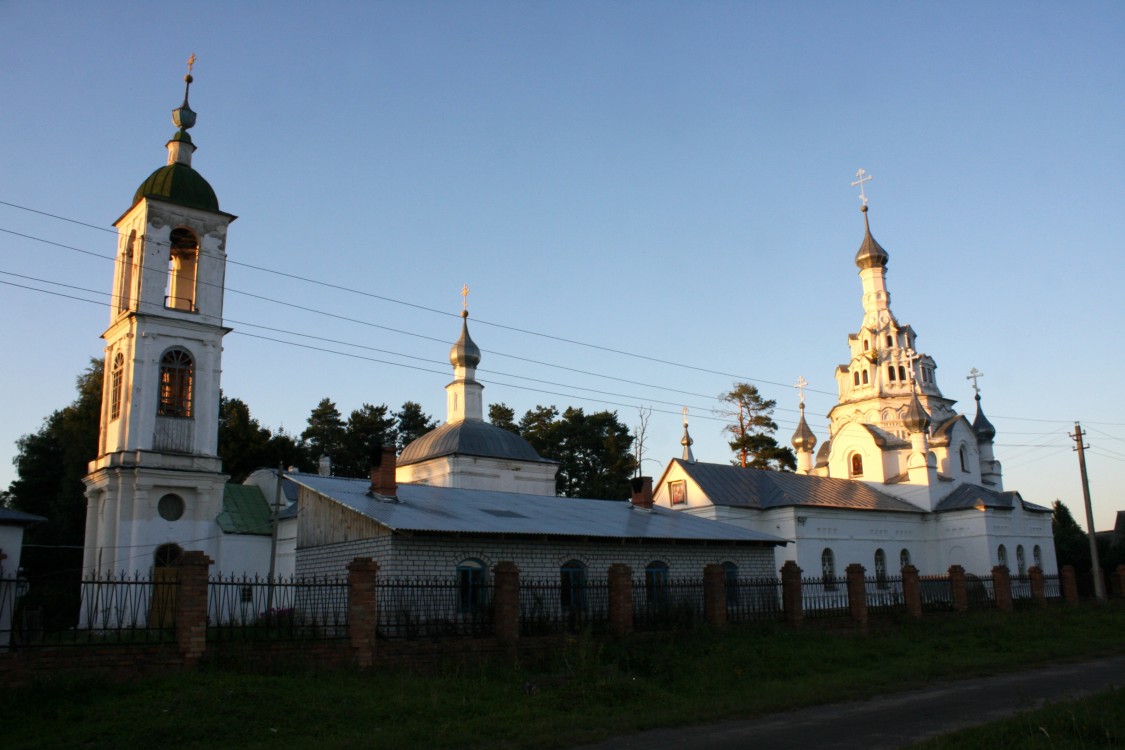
851, 168, 872, 206
904, 348, 922, 383
795, 376, 809, 405
187, 53, 196, 73
460, 284, 470, 312
682, 406, 689, 426
966, 367, 984, 396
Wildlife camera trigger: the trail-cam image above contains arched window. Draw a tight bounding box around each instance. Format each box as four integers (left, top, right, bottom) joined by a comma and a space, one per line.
886, 334, 894, 348
456, 559, 486, 613
850, 454, 864, 477
874, 549, 888, 588
166, 228, 199, 312
898, 365, 907, 381
888, 366, 897, 382
158, 348, 194, 418
959, 444, 970, 473
560, 559, 587, 610
110, 352, 125, 421
900, 548, 911, 570
997, 544, 1008, 569
118, 230, 136, 314
863, 339, 870, 351
154, 543, 183, 568
862, 370, 869, 385
722, 561, 739, 607
1016, 545, 1026, 577
821, 548, 837, 591
645, 561, 670, 607
853, 371, 860, 386
1033, 545, 1043, 569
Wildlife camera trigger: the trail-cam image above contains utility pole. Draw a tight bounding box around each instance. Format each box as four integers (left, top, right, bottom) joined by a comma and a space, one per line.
1071, 423, 1106, 602
266, 462, 285, 612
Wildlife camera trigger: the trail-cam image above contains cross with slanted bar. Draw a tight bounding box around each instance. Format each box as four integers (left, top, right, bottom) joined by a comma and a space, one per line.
795, 376, 809, 405
461, 284, 470, 312
852, 168, 872, 206
966, 367, 984, 395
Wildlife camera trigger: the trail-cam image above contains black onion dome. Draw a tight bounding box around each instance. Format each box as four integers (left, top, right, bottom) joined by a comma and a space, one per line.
902, 391, 932, 434
854, 205, 889, 270
449, 311, 481, 368
972, 394, 997, 442
791, 404, 818, 451
398, 419, 554, 466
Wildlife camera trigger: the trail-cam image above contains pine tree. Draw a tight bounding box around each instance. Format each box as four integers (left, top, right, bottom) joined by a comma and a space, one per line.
718, 382, 796, 471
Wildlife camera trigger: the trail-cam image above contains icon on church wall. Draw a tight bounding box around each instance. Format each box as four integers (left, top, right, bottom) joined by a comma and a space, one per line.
669, 480, 686, 506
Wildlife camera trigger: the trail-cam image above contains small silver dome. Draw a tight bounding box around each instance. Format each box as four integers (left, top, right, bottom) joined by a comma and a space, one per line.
449, 311, 481, 368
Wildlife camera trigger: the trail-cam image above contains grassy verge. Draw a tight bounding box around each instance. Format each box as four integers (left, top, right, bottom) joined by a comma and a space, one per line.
909, 687, 1124, 749
2, 604, 1122, 750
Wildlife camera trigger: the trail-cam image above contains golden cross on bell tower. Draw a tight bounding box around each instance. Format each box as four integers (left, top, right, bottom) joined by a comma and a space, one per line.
966, 367, 984, 396
460, 284, 470, 313
851, 168, 872, 207
187, 53, 196, 73
795, 376, 809, 405
682, 406, 689, 425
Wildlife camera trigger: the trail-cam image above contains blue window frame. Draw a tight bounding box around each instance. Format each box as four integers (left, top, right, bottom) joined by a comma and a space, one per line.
645, 561, 670, 607
457, 559, 485, 613
560, 559, 587, 610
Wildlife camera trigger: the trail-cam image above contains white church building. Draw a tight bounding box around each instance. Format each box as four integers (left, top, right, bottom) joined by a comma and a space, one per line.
653, 201, 1057, 579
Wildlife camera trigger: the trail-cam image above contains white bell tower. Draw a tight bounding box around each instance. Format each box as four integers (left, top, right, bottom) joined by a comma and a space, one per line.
83, 59, 236, 576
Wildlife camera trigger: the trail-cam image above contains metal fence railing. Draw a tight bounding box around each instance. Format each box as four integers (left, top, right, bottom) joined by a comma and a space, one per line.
919, 576, 954, 612
965, 575, 996, 609
725, 578, 784, 623
865, 575, 906, 613
376, 579, 493, 639
632, 578, 704, 631
519, 579, 610, 635
802, 577, 849, 618
1, 573, 177, 647
1042, 575, 1062, 600
207, 575, 349, 641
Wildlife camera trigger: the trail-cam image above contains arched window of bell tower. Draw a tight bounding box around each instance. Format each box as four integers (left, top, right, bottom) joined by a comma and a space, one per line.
118, 230, 136, 314
862, 370, 869, 385
166, 228, 199, 312
850, 453, 864, 477
853, 371, 860, 386
863, 340, 870, 351
154, 543, 183, 568
959, 444, 970, 472
110, 352, 125, 421
158, 348, 194, 418
886, 334, 893, 348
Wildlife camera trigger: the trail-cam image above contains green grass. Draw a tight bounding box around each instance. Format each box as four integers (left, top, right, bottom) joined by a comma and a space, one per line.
2, 604, 1122, 750
910, 688, 1125, 749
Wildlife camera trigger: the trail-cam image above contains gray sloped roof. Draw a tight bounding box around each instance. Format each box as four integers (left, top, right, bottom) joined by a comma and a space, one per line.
674, 460, 921, 513
0, 508, 47, 526
398, 419, 557, 467
934, 483, 1050, 513
288, 473, 785, 546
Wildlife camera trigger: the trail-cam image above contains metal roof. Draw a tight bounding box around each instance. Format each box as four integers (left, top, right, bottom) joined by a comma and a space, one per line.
0, 508, 47, 526
398, 419, 557, 467
216, 484, 273, 535
934, 483, 1050, 514
674, 460, 922, 513
288, 473, 785, 546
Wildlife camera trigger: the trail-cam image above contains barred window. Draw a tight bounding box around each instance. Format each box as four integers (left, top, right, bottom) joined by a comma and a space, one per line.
158, 348, 194, 418
560, 560, 587, 610
874, 548, 888, 589
822, 548, 837, 591
456, 559, 485, 613
997, 544, 1008, 569
722, 561, 739, 606
110, 352, 125, 420
1016, 545, 1026, 576
900, 548, 911, 570
1033, 545, 1043, 569
645, 561, 670, 607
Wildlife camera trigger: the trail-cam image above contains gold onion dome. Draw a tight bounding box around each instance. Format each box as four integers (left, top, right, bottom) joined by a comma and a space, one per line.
449, 310, 481, 368
791, 402, 818, 451
854, 204, 889, 270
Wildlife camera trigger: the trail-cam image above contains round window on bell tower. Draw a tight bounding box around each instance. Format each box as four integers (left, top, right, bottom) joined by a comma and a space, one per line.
158, 493, 185, 521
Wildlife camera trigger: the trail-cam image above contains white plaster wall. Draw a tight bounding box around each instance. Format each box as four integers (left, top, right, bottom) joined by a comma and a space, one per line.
397, 455, 557, 496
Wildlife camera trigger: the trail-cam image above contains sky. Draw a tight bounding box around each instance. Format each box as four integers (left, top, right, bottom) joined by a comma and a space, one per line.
1, 1, 1122, 533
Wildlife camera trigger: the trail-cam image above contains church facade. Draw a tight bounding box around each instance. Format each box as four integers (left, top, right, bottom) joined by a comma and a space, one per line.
653, 202, 1057, 579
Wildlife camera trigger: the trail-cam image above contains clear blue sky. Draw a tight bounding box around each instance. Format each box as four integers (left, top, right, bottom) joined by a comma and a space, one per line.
1, 1, 1122, 532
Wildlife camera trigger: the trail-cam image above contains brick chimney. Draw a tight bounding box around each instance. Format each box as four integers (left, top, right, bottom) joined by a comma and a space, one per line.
630, 476, 653, 510
369, 446, 397, 497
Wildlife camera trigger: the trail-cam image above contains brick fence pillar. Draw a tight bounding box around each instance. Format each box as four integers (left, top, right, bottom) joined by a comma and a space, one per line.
846, 564, 868, 627
901, 565, 922, 619
347, 557, 379, 668
992, 565, 1013, 612
1060, 565, 1080, 606
1113, 565, 1125, 599
173, 551, 213, 666
780, 560, 803, 627
492, 561, 520, 658
703, 564, 727, 629
1028, 566, 1045, 605
607, 563, 633, 637
948, 565, 968, 613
